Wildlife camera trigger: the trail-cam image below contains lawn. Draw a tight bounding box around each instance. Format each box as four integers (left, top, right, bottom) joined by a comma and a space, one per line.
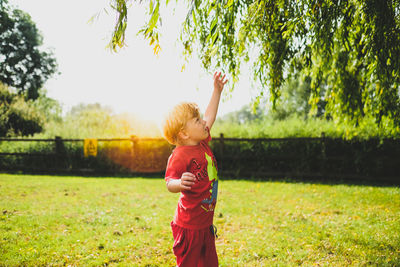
0, 174, 399, 266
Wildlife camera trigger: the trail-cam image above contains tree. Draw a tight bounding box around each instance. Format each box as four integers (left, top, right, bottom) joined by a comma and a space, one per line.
218, 103, 267, 124
0, 1, 58, 100
0, 82, 44, 136
61, 103, 120, 138
273, 76, 327, 120
108, 0, 400, 128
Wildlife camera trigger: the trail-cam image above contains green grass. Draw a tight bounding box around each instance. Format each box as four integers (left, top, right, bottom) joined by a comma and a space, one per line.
0, 174, 399, 266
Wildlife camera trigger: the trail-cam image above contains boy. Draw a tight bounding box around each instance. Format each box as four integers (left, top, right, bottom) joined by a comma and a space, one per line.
162, 72, 228, 267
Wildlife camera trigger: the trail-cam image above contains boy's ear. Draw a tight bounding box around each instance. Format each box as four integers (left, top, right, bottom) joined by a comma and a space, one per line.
178, 130, 189, 140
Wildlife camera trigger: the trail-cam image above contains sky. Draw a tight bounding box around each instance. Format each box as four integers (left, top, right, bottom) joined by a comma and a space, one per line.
11, 0, 256, 124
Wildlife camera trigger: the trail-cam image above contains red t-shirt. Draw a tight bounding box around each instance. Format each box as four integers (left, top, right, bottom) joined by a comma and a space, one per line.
165, 134, 219, 230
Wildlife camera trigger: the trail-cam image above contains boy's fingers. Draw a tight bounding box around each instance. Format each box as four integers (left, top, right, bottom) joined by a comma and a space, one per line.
181, 184, 191, 190
181, 173, 196, 185
180, 173, 195, 190
182, 172, 195, 178
183, 178, 196, 185
182, 176, 195, 183
182, 181, 194, 188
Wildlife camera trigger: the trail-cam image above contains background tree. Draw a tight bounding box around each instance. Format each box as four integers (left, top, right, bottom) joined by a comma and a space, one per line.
108, 0, 400, 130
32, 89, 63, 125
0, 0, 58, 100
273, 76, 327, 120
41, 103, 160, 138
218, 103, 267, 124
0, 82, 44, 136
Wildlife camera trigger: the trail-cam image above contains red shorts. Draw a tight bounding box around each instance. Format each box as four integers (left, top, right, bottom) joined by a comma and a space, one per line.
171, 221, 218, 267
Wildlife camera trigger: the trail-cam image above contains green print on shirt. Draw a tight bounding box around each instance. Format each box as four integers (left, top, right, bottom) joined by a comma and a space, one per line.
201, 153, 218, 206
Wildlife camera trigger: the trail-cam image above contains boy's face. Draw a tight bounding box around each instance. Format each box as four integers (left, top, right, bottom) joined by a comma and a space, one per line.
182, 116, 209, 144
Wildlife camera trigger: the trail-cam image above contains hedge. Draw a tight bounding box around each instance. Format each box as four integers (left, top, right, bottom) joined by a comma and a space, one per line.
0, 136, 398, 183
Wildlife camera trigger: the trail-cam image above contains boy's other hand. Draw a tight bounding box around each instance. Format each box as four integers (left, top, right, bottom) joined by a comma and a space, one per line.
180, 172, 196, 191
213, 71, 228, 93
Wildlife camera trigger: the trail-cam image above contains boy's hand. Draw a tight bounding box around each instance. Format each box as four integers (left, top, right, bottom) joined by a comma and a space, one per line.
204, 71, 228, 130
213, 71, 228, 93
166, 173, 196, 193
180, 172, 196, 191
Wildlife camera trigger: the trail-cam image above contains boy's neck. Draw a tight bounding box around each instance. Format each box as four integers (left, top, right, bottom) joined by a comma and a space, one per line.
176, 139, 200, 147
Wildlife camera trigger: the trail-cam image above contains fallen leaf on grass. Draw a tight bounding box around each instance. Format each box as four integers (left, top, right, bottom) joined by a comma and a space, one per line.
113, 230, 123, 236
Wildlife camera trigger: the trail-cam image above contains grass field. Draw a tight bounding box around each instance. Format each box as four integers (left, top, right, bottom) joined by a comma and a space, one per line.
0, 174, 399, 266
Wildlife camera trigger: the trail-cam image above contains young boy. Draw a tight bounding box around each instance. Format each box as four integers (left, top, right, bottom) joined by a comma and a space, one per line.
162, 72, 228, 267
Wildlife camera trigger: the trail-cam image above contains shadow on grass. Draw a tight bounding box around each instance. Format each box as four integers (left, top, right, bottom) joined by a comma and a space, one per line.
0, 168, 164, 180
220, 173, 399, 188
1, 168, 398, 188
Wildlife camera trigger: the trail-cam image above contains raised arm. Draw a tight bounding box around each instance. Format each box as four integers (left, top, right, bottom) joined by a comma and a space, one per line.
204, 72, 228, 130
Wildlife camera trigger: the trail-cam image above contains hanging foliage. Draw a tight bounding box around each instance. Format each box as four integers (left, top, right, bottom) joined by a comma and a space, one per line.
109, 0, 400, 129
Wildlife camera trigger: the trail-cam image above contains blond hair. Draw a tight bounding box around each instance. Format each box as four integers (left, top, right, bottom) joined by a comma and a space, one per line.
163, 102, 200, 145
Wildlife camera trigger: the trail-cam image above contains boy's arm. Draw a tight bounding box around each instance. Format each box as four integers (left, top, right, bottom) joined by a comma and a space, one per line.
204, 72, 228, 130
166, 172, 196, 193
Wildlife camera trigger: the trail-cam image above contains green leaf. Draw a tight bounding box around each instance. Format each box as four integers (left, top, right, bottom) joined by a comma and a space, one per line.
192, 10, 198, 26
210, 46, 218, 57
148, 2, 160, 33
211, 32, 219, 46
225, 22, 231, 35
195, 0, 201, 10
238, 27, 246, 43
224, 0, 234, 9
210, 18, 218, 36
149, 0, 154, 14
207, 1, 216, 17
